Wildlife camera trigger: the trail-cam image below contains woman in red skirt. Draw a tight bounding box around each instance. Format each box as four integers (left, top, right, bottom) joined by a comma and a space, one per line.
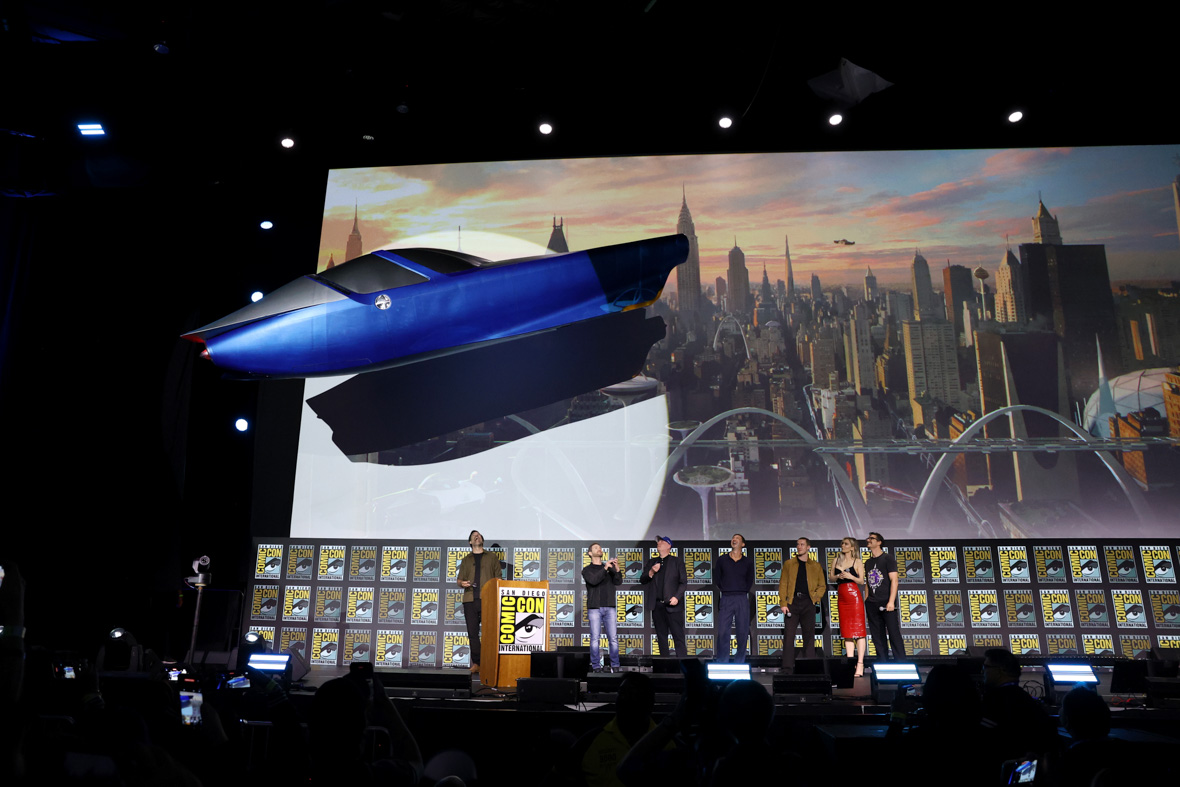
830, 536, 868, 677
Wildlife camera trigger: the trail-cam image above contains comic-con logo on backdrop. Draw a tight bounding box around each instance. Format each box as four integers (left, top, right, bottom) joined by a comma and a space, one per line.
411, 587, 440, 625
1039, 589, 1073, 628
902, 634, 932, 656
381, 546, 409, 582
410, 632, 438, 667
1141, 546, 1175, 584
349, 545, 378, 581
279, 627, 307, 657
1009, 633, 1041, 655
376, 630, 403, 666
515, 547, 542, 580
378, 588, 406, 625
898, 590, 929, 628
255, 544, 284, 580
497, 586, 547, 654
446, 547, 468, 584
344, 629, 372, 664
444, 588, 466, 625
757, 590, 784, 628
998, 546, 1030, 583
286, 544, 315, 579
685, 636, 714, 658
1158, 635, 1180, 651
247, 626, 274, 649
250, 585, 278, 621
684, 547, 712, 584
1046, 634, 1079, 655
1082, 633, 1115, 657
757, 635, 783, 657
1034, 546, 1067, 583
550, 633, 575, 649
938, 634, 968, 655
963, 545, 995, 583
314, 587, 343, 623
311, 629, 340, 667
1119, 634, 1151, 659
933, 590, 964, 628
827, 590, 841, 631
318, 545, 346, 581
929, 546, 959, 584
755, 548, 782, 585
1068, 545, 1102, 583
346, 587, 375, 624
1104, 545, 1138, 583
616, 548, 644, 583
1005, 589, 1037, 628
1075, 589, 1109, 628
283, 585, 311, 623
894, 546, 924, 585
972, 633, 1004, 650
1112, 589, 1147, 629
444, 631, 470, 668
685, 590, 714, 628
413, 546, 441, 583
1149, 589, 1180, 628
651, 634, 677, 656
549, 590, 575, 628
618, 635, 645, 656
969, 589, 1000, 627
617, 591, 645, 629
548, 547, 576, 584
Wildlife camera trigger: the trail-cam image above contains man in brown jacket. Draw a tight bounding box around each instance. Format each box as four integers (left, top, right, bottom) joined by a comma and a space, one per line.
456, 530, 503, 673
778, 537, 826, 673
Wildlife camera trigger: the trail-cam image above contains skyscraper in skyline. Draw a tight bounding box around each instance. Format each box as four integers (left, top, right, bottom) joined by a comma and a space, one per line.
1032, 199, 1063, 245
811, 273, 823, 303
864, 267, 878, 301
994, 246, 1027, 324
911, 250, 938, 320
903, 318, 963, 427
943, 263, 974, 339
675, 190, 703, 315
345, 203, 363, 262
727, 240, 750, 314
785, 235, 795, 299
546, 216, 569, 253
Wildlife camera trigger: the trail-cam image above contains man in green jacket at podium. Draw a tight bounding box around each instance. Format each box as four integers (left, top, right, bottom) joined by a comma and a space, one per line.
457, 530, 503, 674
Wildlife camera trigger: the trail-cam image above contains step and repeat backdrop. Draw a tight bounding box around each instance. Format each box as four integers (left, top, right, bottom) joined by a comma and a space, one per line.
247, 539, 1180, 669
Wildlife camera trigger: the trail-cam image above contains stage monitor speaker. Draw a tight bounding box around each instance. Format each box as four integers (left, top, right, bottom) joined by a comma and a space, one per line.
794, 657, 827, 676
585, 672, 626, 698
828, 658, 855, 689
518, 677, 579, 706
284, 647, 311, 683
1111, 660, 1149, 694
1145, 677, 1180, 709
772, 674, 832, 703
744, 656, 779, 671
378, 669, 471, 699
651, 656, 689, 674
530, 650, 590, 680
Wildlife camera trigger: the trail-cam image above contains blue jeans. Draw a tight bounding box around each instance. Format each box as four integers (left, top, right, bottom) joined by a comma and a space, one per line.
588, 606, 619, 668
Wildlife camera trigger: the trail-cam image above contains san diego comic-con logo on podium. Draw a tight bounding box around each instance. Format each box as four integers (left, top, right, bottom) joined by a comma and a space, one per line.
1034, 546, 1067, 583
318, 545, 346, 582
1068, 545, 1102, 583
498, 586, 547, 654
1075, 589, 1110, 627
963, 545, 995, 583
286, 544, 314, 579
255, 544, 283, 580
381, 546, 409, 582
283, 585, 311, 622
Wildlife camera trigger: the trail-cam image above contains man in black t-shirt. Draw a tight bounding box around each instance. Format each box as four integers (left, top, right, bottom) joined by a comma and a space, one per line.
864, 532, 905, 661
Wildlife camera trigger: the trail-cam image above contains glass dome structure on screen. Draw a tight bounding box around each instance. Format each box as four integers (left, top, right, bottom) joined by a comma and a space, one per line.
1083, 367, 1170, 438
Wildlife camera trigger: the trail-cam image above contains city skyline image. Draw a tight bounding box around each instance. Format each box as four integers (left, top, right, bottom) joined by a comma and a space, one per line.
319, 145, 1179, 288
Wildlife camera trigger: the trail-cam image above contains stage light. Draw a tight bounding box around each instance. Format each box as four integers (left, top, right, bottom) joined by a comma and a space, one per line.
259, 220, 273, 230
280, 137, 295, 149
1008, 110, 1024, 123
718, 117, 733, 129
1044, 662, 1098, 704
77, 123, 105, 136
110, 627, 130, 641
707, 662, 750, 681
828, 114, 843, 126
251, 291, 264, 303
870, 662, 920, 703
235, 418, 249, 432
539, 123, 553, 135
237, 630, 270, 672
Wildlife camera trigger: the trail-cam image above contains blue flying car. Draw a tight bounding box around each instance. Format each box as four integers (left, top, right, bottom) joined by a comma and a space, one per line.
183, 234, 690, 378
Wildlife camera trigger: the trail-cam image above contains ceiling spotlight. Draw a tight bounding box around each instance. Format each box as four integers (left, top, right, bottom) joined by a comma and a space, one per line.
1008, 110, 1024, 123
828, 114, 843, 126
362, 134, 375, 141
280, 137, 295, 149
259, 220, 274, 230
153, 42, 170, 55
396, 103, 409, 114
539, 123, 553, 135
235, 418, 249, 432
251, 291, 264, 303
718, 117, 733, 129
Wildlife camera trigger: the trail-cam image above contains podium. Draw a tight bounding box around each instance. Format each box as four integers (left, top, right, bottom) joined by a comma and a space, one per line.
481, 579, 549, 688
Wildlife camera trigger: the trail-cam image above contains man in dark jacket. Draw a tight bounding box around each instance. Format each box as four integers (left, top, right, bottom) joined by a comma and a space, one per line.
456, 530, 503, 673
582, 542, 623, 672
715, 533, 754, 662
640, 535, 687, 656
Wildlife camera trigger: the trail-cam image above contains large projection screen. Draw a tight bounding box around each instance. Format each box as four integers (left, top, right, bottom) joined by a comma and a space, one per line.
291, 146, 1179, 541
